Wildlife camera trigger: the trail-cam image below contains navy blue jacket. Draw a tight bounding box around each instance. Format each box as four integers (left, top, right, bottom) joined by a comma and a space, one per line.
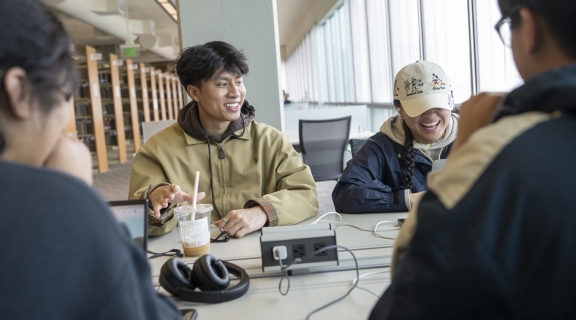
332, 132, 452, 213
370, 64, 576, 319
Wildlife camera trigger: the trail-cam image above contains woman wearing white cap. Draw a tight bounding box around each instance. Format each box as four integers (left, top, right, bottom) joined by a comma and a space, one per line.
332, 61, 459, 213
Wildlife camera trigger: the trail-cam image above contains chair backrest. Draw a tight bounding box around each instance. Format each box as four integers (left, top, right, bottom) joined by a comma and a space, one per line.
299, 116, 352, 181
349, 138, 368, 158
142, 120, 177, 143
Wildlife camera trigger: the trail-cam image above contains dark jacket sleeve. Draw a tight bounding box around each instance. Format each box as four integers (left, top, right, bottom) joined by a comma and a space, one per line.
69, 193, 181, 320
332, 136, 409, 213
369, 190, 510, 320
88, 205, 181, 320
0, 165, 182, 320
97, 224, 182, 320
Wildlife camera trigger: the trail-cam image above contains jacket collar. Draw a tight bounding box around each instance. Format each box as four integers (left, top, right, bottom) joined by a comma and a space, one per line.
495, 62, 576, 121
182, 123, 252, 145
177, 99, 256, 144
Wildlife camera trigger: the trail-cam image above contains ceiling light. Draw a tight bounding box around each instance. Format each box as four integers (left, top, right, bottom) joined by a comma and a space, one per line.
155, 0, 177, 22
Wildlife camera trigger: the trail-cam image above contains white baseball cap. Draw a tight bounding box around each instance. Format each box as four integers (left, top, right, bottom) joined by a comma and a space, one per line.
393, 61, 454, 117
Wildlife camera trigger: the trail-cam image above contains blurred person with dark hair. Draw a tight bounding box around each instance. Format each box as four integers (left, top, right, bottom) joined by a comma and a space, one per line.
0, 0, 180, 319
129, 41, 318, 237
371, 0, 576, 318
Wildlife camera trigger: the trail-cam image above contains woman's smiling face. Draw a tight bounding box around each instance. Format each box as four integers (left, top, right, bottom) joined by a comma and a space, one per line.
398, 106, 452, 144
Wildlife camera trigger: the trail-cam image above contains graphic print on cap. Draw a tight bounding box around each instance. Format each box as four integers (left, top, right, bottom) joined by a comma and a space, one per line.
405, 78, 423, 96
432, 73, 446, 91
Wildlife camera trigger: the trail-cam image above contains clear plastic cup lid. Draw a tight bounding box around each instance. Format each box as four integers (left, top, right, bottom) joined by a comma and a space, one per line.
173, 203, 213, 214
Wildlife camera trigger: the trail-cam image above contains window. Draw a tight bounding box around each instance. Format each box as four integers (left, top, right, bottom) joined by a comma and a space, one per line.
366, 0, 393, 103
284, 0, 524, 110
475, 0, 523, 92
388, 0, 421, 75
422, 0, 473, 103
349, 0, 371, 103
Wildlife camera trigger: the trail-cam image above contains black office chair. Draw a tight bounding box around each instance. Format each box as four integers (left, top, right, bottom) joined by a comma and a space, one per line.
299, 116, 351, 181
349, 138, 368, 158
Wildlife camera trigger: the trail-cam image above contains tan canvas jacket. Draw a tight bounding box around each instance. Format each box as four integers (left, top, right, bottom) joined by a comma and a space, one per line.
129, 121, 319, 236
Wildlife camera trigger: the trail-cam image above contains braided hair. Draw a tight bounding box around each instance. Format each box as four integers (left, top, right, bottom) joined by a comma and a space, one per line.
402, 120, 415, 189
394, 100, 415, 190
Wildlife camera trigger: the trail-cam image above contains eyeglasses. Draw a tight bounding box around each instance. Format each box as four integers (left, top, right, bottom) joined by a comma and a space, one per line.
147, 249, 183, 259
210, 228, 230, 243
494, 5, 521, 47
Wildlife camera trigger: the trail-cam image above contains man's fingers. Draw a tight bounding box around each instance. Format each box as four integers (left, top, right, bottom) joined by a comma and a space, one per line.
235, 228, 248, 238
170, 184, 181, 193
179, 191, 194, 202
153, 203, 162, 218
196, 192, 206, 201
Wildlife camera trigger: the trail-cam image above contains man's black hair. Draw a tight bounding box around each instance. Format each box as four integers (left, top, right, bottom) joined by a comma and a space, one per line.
498, 0, 576, 59
175, 41, 249, 89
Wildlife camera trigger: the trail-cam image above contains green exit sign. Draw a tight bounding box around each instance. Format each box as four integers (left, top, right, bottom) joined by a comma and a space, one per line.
123, 46, 138, 58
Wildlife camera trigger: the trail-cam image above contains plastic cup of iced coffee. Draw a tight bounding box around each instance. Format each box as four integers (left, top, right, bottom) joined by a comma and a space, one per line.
173, 204, 213, 257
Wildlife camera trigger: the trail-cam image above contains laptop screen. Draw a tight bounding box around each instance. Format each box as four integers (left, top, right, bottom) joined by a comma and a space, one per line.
108, 200, 148, 253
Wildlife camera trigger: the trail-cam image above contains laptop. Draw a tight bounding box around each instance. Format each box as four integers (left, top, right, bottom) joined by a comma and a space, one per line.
108, 199, 148, 254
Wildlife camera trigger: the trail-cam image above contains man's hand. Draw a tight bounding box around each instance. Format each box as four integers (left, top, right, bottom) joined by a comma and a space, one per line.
148, 184, 205, 218
214, 206, 268, 238
452, 92, 504, 152
44, 134, 93, 185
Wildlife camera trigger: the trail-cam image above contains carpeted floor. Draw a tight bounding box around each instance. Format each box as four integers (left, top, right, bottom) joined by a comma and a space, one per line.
92, 155, 337, 215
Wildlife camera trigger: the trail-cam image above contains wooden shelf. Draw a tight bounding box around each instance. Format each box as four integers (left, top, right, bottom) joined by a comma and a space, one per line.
84, 45, 108, 172
123, 58, 142, 152
74, 97, 91, 104
69, 58, 162, 159
107, 53, 127, 164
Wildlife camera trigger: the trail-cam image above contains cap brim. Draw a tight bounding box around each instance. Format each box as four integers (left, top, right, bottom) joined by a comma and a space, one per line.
400, 94, 452, 117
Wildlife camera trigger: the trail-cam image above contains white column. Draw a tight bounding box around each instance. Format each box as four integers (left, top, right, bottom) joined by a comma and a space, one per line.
176, 0, 284, 131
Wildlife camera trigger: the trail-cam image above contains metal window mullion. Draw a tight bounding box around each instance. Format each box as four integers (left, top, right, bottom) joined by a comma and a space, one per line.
385, 0, 394, 103
365, 0, 374, 104
347, 0, 358, 103
417, 0, 426, 61
468, 0, 480, 95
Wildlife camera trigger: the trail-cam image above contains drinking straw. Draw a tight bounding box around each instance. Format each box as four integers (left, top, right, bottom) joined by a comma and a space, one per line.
192, 170, 200, 221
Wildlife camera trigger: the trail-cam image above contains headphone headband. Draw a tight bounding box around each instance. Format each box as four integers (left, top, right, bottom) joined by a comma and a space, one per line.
161, 258, 250, 303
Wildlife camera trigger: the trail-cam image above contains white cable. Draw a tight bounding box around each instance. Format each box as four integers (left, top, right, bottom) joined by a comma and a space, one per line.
373, 221, 400, 239
355, 285, 381, 298
351, 270, 388, 298
311, 212, 343, 229
313, 213, 400, 239
352, 270, 387, 285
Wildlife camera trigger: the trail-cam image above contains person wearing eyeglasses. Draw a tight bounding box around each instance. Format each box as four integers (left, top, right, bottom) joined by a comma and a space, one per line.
332, 61, 459, 213
370, 0, 576, 318
0, 1, 181, 319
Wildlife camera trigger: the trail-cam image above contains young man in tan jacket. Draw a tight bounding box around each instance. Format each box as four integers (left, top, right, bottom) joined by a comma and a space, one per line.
129, 41, 318, 237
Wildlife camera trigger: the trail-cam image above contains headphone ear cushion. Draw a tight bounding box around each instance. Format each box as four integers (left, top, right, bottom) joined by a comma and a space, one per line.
159, 258, 196, 296
190, 254, 230, 291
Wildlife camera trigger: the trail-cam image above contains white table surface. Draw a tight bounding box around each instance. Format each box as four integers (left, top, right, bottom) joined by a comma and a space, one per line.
148, 212, 408, 320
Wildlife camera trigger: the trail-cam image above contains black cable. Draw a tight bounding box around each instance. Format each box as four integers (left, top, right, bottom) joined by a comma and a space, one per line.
205, 135, 222, 218
204, 111, 246, 219
276, 245, 360, 320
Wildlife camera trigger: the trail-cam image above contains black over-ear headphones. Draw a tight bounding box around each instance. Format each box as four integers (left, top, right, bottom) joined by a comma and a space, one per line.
159, 254, 250, 303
